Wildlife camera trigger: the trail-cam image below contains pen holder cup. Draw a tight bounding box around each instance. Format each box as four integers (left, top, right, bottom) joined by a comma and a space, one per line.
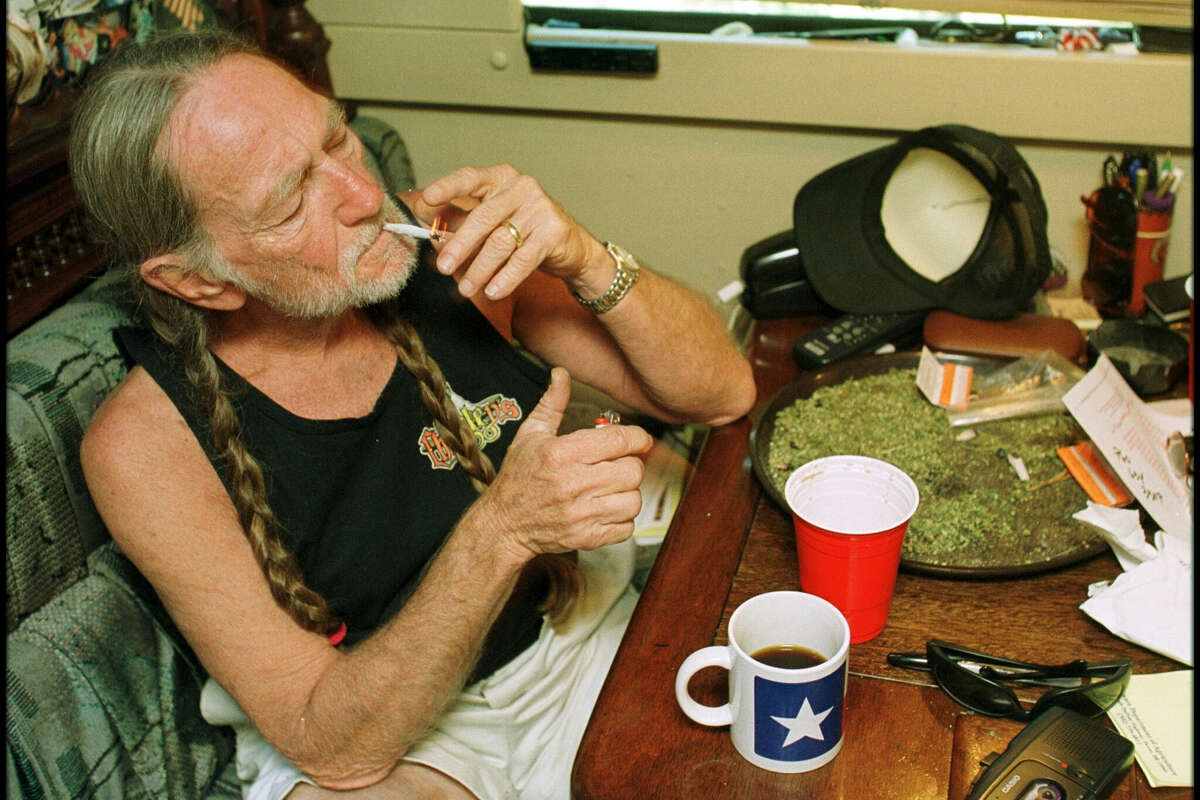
1082, 187, 1173, 319
1129, 205, 1173, 315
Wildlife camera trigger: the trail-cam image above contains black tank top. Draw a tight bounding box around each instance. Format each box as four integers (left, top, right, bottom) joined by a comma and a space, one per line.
118, 242, 550, 680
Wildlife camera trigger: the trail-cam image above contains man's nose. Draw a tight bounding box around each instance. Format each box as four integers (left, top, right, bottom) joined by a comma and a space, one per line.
328, 159, 384, 225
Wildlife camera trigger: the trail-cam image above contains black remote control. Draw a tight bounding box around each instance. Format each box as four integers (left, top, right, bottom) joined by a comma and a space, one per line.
792, 310, 927, 369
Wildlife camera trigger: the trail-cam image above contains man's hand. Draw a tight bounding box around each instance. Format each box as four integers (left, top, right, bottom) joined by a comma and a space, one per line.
407, 164, 613, 302
466, 367, 654, 564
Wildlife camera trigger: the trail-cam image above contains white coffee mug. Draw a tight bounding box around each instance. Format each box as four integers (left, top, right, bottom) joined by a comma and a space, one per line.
674, 591, 850, 773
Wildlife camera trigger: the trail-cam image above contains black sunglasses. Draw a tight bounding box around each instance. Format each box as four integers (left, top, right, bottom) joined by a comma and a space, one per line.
887, 640, 1132, 721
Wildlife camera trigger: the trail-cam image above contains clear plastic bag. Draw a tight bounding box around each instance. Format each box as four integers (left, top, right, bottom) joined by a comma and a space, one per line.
947, 350, 1086, 426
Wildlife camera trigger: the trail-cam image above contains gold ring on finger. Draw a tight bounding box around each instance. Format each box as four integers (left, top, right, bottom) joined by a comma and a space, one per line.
502, 220, 525, 249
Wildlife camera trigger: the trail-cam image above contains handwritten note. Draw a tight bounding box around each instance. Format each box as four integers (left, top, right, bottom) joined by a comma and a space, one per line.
1062, 355, 1192, 544
1107, 670, 1194, 787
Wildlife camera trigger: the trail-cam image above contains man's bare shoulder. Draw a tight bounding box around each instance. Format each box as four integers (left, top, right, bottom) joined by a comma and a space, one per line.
81, 365, 205, 481
81, 363, 236, 573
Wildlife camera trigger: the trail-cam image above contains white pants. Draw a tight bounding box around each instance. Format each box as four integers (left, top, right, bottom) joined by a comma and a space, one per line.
200, 540, 637, 800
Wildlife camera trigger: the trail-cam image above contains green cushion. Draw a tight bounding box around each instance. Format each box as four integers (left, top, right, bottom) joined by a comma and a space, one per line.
5, 268, 139, 632
6, 543, 236, 800
352, 113, 418, 196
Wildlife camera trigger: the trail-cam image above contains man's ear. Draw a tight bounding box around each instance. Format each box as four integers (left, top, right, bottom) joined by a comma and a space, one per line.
139, 254, 246, 311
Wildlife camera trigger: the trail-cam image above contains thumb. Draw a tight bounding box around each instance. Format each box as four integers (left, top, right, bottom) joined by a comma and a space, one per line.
517, 367, 571, 439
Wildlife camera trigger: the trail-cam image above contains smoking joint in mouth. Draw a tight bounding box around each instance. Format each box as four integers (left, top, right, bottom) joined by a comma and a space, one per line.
383, 215, 449, 243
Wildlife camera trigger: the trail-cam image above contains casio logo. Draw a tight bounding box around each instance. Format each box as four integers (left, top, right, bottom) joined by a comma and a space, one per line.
1001, 773, 1022, 794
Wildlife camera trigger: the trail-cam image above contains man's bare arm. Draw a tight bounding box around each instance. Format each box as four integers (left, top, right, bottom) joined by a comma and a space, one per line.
82, 367, 650, 789
510, 264, 754, 427
401, 173, 756, 426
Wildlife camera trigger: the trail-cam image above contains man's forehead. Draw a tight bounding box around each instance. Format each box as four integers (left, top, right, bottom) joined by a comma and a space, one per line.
170, 54, 309, 149
163, 54, 331, 217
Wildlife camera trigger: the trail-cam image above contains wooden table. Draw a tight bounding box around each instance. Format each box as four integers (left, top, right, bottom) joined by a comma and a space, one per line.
572, 317, 1191, 800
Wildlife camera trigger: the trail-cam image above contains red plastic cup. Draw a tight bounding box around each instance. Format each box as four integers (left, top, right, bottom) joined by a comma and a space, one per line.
784, 456, 920, 644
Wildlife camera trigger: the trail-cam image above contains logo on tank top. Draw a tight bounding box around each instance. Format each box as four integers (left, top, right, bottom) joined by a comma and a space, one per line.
417, 383, 524, 471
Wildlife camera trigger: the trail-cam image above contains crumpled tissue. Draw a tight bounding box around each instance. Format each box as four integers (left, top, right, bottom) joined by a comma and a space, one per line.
1076, 502, 1193, 666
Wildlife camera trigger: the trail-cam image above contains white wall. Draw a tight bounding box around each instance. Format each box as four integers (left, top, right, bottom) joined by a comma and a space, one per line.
309, 2, 1193, 306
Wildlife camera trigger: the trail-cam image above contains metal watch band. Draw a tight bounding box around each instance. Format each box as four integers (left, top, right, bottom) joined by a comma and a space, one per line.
573, 241, 641, 314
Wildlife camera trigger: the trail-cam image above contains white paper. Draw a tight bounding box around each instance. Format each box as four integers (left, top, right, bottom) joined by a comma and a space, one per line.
1072, 503, 1157, 571
632, 438, 691, 545
1107, 670, 1194, 787
1061, 355, 1192, 544
1080, 529, 1192, 667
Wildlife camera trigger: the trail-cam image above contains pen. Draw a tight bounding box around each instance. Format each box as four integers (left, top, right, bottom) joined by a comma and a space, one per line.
1134, 167, 1148, 206
1157, 151, 1173, 191
1154, 171, 1175, 199
1155, 171, 1171, 199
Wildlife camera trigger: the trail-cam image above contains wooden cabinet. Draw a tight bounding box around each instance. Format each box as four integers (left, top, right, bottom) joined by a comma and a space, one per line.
6, 0, 332, 336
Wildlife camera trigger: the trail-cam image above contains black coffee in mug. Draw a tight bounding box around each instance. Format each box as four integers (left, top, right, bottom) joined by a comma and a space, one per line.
751, 644, 825, 669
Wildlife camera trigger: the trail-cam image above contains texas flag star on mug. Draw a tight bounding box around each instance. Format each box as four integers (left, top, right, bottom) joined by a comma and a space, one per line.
772, 697, 832, 745
753, 670, 845, 761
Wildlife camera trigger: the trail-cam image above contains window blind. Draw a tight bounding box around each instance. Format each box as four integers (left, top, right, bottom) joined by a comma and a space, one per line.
859, 0, 1190, 29
526, 0, 1190, 33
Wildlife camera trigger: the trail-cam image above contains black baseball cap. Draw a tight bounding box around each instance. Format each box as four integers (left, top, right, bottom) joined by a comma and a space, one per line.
793, 124, 1052, 321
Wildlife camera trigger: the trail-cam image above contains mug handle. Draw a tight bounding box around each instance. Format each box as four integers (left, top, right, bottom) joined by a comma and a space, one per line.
674, 646, 733, 727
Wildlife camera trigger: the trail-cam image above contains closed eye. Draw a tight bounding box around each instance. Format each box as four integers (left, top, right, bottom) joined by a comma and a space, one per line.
281, 201, 304, 224
271, 194, 305, 228
329, 125, 354, 154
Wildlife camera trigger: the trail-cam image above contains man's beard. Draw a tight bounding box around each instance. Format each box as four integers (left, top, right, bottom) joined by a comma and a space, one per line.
219, 194, 418, 319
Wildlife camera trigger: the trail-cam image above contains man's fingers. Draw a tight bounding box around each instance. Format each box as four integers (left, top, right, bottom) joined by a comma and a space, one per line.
421, 164, 519, 207
433, 180, 528, 278
588, 456, 647, 496
590, 490, 644, 527
573, 425, 655, 464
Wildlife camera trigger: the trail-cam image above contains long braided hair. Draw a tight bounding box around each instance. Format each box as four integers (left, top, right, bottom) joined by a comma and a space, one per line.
369, 303, 581, 629
70, 29, 580, 640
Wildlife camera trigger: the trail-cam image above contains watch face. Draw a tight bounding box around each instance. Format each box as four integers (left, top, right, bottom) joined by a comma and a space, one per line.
607, 243, 640, 271
606, 242, 629, 261
576, 242, 639, 313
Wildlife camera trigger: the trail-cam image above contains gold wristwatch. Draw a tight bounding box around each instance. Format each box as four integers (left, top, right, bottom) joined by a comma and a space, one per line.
573, 242, 641, 314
